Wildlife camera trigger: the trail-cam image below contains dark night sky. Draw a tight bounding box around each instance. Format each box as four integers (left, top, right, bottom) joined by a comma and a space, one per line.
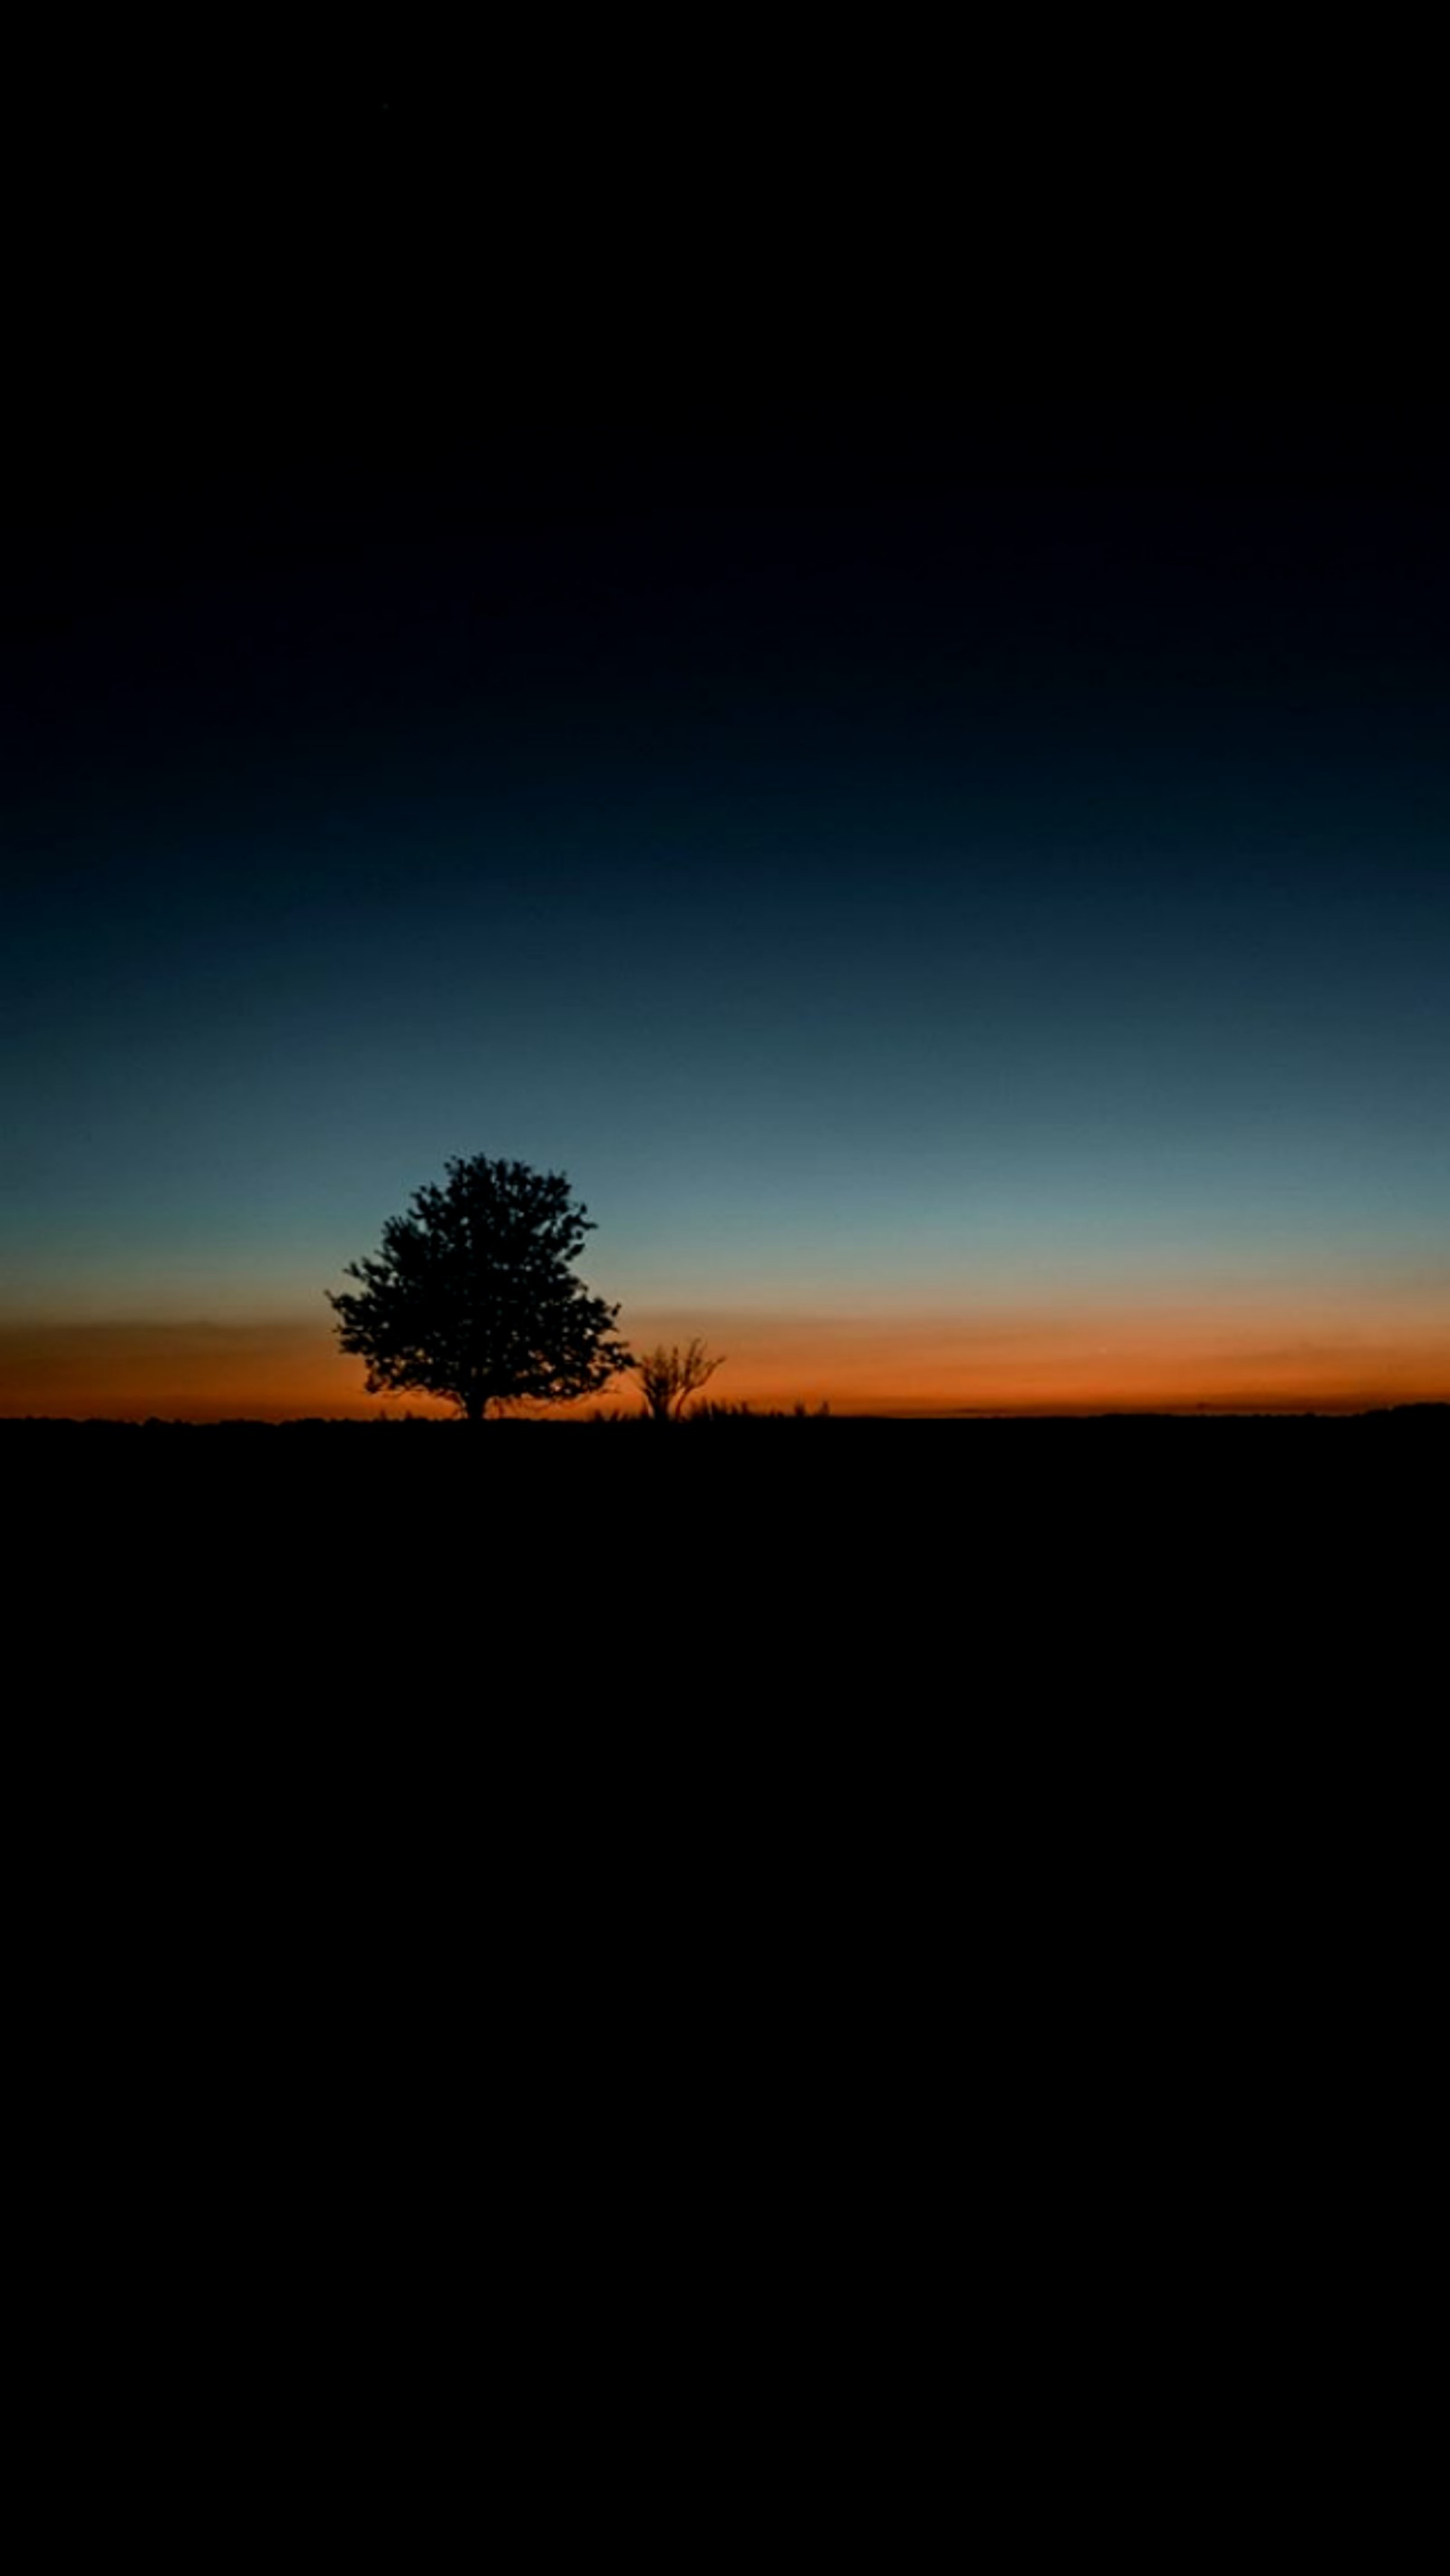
4, 88, 1446, 1412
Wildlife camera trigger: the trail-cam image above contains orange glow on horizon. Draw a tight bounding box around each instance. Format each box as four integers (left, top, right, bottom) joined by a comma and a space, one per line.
2, 1288, 1447, 1420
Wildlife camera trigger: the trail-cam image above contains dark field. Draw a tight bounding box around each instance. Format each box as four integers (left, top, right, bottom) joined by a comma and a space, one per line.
13, 1407, 1438, 1973
10, 1409, 1441, 1689
9, 1407, 1436, 2335
13, 1409, 1437, 2021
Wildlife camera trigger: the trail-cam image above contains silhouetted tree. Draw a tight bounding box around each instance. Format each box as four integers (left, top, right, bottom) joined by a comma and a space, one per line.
328, 1155, 632, 1423
633, 1339, 725, 1422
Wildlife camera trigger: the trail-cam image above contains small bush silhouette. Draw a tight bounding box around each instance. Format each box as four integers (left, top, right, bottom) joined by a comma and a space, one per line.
632, 1340, 725, 1423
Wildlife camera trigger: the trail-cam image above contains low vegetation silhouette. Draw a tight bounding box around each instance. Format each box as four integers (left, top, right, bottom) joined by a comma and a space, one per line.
326, 1153, 633, 1423
633, 1339, 726, 1422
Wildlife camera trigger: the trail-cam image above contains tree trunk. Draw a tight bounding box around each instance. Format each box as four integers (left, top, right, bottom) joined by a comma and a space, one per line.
463, 1391, 488, 1425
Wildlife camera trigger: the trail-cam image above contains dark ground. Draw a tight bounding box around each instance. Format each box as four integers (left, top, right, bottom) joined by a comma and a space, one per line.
12, 1408, 1438, 1895
14, 1408, 1438, 2013
9, 1408, 1441, 1691
7, 1408, 1436, 2426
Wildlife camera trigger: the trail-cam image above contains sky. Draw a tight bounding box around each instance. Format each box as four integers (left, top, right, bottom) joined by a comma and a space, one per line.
4, 101, 1447, 1414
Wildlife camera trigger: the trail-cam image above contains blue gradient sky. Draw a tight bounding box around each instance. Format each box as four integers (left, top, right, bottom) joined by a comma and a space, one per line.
4, 106, 1446, 1411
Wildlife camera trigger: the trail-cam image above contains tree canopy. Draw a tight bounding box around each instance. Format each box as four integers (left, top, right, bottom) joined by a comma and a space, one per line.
327, 1155, 632, 1422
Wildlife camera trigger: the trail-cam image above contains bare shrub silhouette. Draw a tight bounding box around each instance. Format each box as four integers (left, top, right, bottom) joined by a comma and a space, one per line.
632, 1339, 725, 1423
